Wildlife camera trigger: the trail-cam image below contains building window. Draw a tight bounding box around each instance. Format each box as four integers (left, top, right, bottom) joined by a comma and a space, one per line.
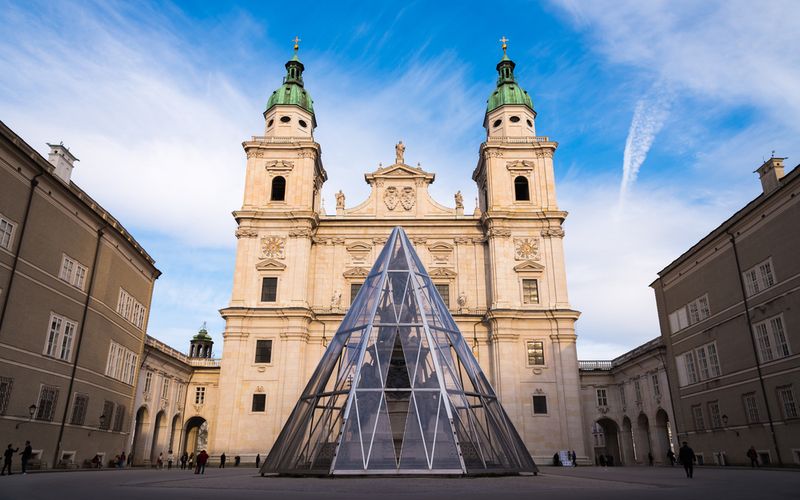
35, 385, 59, 421
255, 339, 273, 364
753, 315, 791, 362
0, 215, 16, 250
116, 289, 146, 329
532, 395, 547, 414
526, 340, 545, 366
195, 386, 206, 405
161, 378, 170, 400
113, 405, 125, 432
144, 371, 153, 393
651, 374, 661, 398
0, 377, 13, 415
634, 379, 642, 402
70, 393, 89, 425
514, 176, 530, 201
743, 393, 760, 423
743, 258, 776, 296
105, 342, 138, 385
261, 277, 278, 302
708, 401, 722, 428
350, 282, 362, 305
677, 342, 721, 386
252, 393, 267, 412
596, 389, 608, 407
669, 294, 711, 333
44, 313, 77, 361
778, 386, 798, 419
522, 279, 539, 304
618, 385, 627, 407
100, 400, 114, 429
59, 254, 88, 290
691, 405, 704, 431
434, 283, 450, 308
270, 176, 286, 201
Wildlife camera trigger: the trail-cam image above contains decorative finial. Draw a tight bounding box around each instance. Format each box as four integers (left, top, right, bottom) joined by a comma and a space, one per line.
292, 35, 301, 52
499, 36, 509, 54
201, 321, 207, 331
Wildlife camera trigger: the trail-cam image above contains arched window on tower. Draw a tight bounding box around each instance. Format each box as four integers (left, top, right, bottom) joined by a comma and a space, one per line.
271, 176, 286, 201
514, 176, 530, 201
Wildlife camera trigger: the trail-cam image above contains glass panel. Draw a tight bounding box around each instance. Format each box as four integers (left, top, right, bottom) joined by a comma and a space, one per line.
399, 394, 429, 469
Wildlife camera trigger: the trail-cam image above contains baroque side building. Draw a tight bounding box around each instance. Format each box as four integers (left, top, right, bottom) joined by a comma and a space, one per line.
201, 47, 585, 464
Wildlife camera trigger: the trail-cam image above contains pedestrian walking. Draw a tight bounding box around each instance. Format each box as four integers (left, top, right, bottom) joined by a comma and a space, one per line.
195, 450, 208, 474
747, 446, 759, 467
678, 441, 696, 478
20, 441, 32, 474
219, 452, 226, 468
255, 453, 261, 469
119, 451, 126, 468
188, 452, 194, 471
570, 450, 577, 466
648, 451, 654, 466
180, 451, 188, 470
598, 454, 607, 468
167, 450, 174, 470
666, 449, 676, 466
157, 452, 164, 469
2, 444, 19, 475
234, 455, 241, 467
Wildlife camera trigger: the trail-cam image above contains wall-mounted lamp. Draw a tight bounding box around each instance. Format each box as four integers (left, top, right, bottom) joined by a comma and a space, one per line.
721, 414, 740, 437
88, 413, 107, 437
14, 404, 37, 429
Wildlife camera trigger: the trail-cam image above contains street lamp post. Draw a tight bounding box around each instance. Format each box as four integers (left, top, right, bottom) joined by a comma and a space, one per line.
14, 404, 37, 429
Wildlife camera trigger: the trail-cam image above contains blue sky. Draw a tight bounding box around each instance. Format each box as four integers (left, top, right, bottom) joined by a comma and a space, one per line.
1, 0, 798, 359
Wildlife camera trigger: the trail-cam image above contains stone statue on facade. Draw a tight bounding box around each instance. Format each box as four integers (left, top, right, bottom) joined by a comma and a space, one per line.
395, 141, 405, 164
454, 190, 464, 209
335, 190, 345, 209
457, 291, 467, 309
331, 289, 342, 309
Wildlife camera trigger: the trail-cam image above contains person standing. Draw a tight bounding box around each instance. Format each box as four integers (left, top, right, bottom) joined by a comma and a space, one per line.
678, 441, 696, 478
2, 444, 19, 475
119, 451, 126, 468
219, 452, 226, 468
180, 451, 188, 470
255, 453, 261, 469
747, 446, 759, 468
20, 441, 32, 474
167, 450, 174, 470
157, 452, 164, 469
188, 452, 194, 471
648, 452, 654, 466
666, 449, 676, 466
195, 450, 208, 475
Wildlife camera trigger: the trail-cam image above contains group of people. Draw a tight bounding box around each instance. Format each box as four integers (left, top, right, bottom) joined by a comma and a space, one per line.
2, 441, 33, 475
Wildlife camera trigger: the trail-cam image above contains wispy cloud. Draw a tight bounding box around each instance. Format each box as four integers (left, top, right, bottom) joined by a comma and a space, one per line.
619, 83, 672, 204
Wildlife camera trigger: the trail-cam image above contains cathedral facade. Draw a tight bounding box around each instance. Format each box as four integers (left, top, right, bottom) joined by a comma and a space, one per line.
208, 47, 585, 464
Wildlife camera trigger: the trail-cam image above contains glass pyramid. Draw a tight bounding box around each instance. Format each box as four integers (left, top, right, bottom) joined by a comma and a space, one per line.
261, 227, 538, 475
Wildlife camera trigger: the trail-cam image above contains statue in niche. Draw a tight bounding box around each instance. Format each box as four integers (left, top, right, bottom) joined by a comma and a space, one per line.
395, 141, 405, 164
331, 289, 342, 308
454, 191, 464, 209
457, 291, 467, 309
335, 190, 345, 209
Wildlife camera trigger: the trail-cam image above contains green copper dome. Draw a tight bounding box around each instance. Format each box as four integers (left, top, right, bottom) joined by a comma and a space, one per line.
193, 326, 212, 341
266, 53, 314, 115
486, 53, 533, 113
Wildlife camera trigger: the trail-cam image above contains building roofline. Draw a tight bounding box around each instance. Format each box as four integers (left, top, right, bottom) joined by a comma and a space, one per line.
1, 120, 160, 276
579, 337, 663, 371
653, 164, 800, 281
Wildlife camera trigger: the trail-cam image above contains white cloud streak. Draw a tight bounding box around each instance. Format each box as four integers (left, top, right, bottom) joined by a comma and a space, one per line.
619, 84, 672, 203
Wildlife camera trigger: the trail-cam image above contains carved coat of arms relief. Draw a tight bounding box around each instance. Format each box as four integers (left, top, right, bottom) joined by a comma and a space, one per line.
261, 236, 286, 259
514, 237, 540, 261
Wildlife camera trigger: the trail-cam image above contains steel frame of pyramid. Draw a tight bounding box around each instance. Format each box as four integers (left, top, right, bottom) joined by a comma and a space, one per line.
261, 227, 538, 476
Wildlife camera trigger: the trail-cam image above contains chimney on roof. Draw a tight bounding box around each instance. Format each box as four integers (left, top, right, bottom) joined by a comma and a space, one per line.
755, 155, 786, 194
47, 142, 79, 184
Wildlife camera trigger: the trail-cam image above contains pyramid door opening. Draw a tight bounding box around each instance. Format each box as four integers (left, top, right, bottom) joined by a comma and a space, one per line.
261, 227, 537, 476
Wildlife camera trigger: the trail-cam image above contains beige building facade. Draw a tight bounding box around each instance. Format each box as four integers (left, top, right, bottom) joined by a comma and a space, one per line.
205, 48, 586, 465
0, 121, 160, 468
652, 158, 800, 466
579, 338, 677, 465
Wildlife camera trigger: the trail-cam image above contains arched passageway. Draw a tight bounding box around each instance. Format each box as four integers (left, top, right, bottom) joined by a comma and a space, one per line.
150, 411, 167, 463
592, 418, 622, 465
621, 416, 634, 464
168, 414, 181, 453
654, 409, 672, 463
131, 406, 150, 465
636, 413, 652, 463
183, 417, 208, 455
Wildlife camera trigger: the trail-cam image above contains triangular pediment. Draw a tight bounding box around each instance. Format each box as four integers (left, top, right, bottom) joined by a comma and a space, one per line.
365, 163, 435, 185
346, 241, 372, 252
255, 258, 286, 271
427, 241, 454, 252
262, 227, 537, 477
514, 260, 545, 272
342, 266, 370, 278
428, 267, 457, 278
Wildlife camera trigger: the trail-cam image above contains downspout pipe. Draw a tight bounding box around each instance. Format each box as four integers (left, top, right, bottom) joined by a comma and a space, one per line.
728, 231, 782, 466
0, 170, 43, 335
52, 223, 106, 467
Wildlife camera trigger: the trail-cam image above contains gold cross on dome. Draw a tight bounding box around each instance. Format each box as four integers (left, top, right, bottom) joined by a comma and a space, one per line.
292, 36, 301, 51
499, 36, 509, 53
